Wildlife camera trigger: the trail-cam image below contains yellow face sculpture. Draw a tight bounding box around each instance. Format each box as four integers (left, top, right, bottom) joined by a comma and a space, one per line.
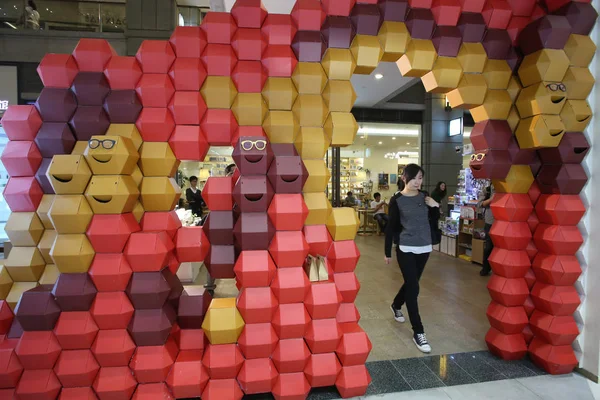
83, 135, 139, 175
515, 82, 567, 118
84, 175, 140, 214
47, 155, 92, 195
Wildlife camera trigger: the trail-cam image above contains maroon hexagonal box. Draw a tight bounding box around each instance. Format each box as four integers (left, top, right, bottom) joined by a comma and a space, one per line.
536, 164, 588, 195
482, 29, 512, 60
205, 244, 236, 279
177, 289, 213, 329
232, 136, 274, 176
432, 26, 462, 58
204, 211, 235, 246
470, 149, 512, 180
457, 12, 487, 43
378, 0, 410, 22
405, 8, 437, 40
556, 2, 598, 36
292, 31, 327, 63
518, 15, 572, 56
232, 176, 274, 213
538, 132, 590, 165
34, 122, 77, 158
51, 273, 98, 312
35, 158, 55, 194
470, 120, 513, 152
69, 106, 110, 141
15, 290, 61, 331
35, 88, 78, 123
103, 90, 143, 124
351, 3, 383, 36
126, 271, 171, 309
127, 305, 177, 346
233, 212, 275, 252
267, 151, 308, 194
71, 72, 111, 106
322, 16, 356, 49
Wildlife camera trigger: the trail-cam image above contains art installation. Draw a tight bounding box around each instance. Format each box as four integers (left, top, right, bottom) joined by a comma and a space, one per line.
0, 0, 596, 398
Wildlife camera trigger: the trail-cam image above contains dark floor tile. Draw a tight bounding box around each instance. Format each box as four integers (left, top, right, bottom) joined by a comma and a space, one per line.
420, 355, 477, 387
307, 387, 340, 400
448, 352, 507, 383
366, 360, 411, 395
471, 351, 545, 379
391, 357, 445, 390
243, 394, 274, 400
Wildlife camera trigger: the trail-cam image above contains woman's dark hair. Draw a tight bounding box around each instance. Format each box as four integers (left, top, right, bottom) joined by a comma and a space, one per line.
189, 176, 198, 183
484, 185, 491, 201
433, 181, 447, 196
402, 163, 425, 185
225, 164, 236, 175
374, 192, 381, 198
397, 180, 405, 192
347, 191, 353, 196
28, 0, 37, 10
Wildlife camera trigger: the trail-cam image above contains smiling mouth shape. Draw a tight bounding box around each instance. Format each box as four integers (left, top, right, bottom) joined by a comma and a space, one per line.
281, 175, 299, 183
244, 194, 264, 202
577, 115, 591, 123
244, 155, 263, 164
92, 195, 112, 204
551, 96, 565, 104
470, 164, 482, 171
550, 129, 564, 137
52, 174, 73, 183
92, 155, 113, 164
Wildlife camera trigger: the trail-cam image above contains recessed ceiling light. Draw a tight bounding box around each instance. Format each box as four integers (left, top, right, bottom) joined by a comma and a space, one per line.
378, 141, 382, 145
374, 74, 384, 80
406, 142, 410, 145
392, 137, 396, 140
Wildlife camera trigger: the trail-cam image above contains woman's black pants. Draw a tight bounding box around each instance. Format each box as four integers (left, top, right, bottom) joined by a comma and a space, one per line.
393, 249, 430, 334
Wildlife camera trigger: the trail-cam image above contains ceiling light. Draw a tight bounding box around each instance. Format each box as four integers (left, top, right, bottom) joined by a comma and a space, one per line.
374, 74, 383, 80
378, 141, 382, 145
392, 137, 396, 140
406, 142, 410, 145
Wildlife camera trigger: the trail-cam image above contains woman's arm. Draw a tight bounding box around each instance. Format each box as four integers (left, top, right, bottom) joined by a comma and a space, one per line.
384, 196, 400, 258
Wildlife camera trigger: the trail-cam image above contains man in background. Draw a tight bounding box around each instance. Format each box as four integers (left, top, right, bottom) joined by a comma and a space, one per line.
371, 192, 388, 232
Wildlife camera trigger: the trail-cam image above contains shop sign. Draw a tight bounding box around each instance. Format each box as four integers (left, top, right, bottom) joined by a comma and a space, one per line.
0, 100, 8, 111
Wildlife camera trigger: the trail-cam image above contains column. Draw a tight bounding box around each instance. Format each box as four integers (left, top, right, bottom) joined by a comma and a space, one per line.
421, 93, 464, 194
125, 0, 177, 55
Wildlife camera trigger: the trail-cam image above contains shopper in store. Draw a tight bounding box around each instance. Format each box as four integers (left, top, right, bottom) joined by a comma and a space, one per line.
478, 185, 495, 276
431, 181, 448, 215
185, 176, 205, 218
371, 192, 388, 232
344, 191, 357, 207
225, 163, 237, 177
384, 164, 440, 353
18, 1, 40, 30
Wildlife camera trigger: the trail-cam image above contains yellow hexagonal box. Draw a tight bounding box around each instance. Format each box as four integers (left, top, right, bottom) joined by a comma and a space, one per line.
493, 165, 535, 194
262, 77, 298, 111
515, 82, 567, 118
518, 49, 570, 88
322, 80, 356, 113
5, 212, 44, 247
6, 282, 38, 310
263, 111, 300, 144
397, 39, 438, 78
131, 165, 143, 187
321, 48, 356, 81
201, 76, 238, 109
470, 90, 512, 123
303, 160, 331, 193
378, 21, 410, 62
106, 124, 143, 150
140, 177, 181, 212
457, 43, 487, 74
36, 194, 55, 230
303, 192, 332, 226
38, 229, 57, 264
292, 95, 329, 128
324, 112, 358, 147
47, 155, 92, 195
482, 60, 512, 90
38, 264, 60, 286
232, 93, 268, 126
564, 34, 596, 68
421, 56, 463, 94
295, 127, 330, 160
562, 67, 595, 100
202, 297, 245, 345
84, 135, 140, 176
516, 115, 566, 150
326, 208, 360, 242
49, 195, 94, 234
139, 142, 180, 177
292, 63, 328, 95
85, 175, 140, 214
4, 246, 46, 282
50, 233, 95, 273
0, 266, 13, 300
560, 100, 592, 132
446, 74, 487, 109
350, 34, 384, 75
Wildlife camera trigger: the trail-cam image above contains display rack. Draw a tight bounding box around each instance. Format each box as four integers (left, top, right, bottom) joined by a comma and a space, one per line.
328, 157, 366, 196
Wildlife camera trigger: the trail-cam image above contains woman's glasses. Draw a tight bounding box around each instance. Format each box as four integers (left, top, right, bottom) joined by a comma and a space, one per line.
241, 140, 267, 151
88, 139, 116, 150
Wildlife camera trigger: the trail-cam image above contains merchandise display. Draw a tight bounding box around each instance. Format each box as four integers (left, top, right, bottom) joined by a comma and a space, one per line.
0, 0, 596, 397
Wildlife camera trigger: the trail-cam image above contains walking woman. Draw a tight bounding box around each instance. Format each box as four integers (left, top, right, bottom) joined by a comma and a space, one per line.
384, 164, 440, 353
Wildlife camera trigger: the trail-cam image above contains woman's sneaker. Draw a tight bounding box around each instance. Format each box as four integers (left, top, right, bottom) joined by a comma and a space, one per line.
413, 333, 432, 353
390, 304, 405, 323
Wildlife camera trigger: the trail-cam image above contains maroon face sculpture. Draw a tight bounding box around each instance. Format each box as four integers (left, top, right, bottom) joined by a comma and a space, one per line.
536, 164, 588, 195
232, 136, 274, 176
469, 149, 512, 180
267, 145, 308, 194
538, 132, 590, 165
233, 176, 274, 213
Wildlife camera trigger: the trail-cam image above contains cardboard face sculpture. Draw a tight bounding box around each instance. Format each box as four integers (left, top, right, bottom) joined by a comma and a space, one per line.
267, 144, 308, 194
469, 150, 512, 180
232, 137, 274, 176
84, 135, 140, 175
46, 155, 92, 195
232, 176, 274, 213
515, 82, 568, 118
85, 175, 140, 214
